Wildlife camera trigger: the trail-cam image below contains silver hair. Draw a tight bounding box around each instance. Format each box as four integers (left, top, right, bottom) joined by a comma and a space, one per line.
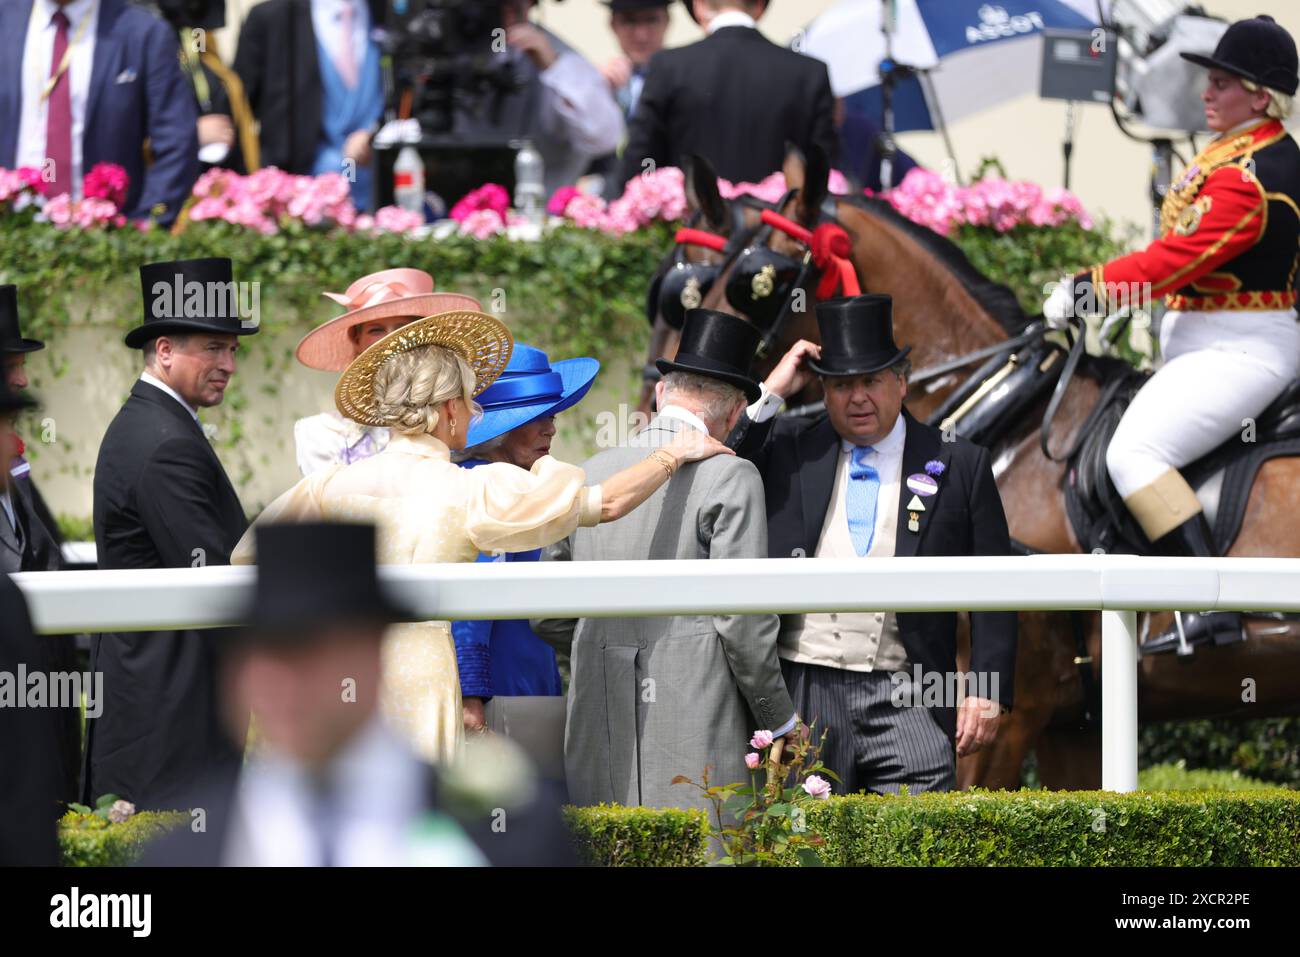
660, 371, 746, 428
453, 432, 505, 463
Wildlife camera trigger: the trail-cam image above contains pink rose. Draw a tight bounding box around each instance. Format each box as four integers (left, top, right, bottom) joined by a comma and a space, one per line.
744, 752, 761, 770
802, 774, 832, 800
82, 162, 129, 209
457, 208, 505, 239
450, 183, 510, 222
749, 729, 774, 750
547, 185, 580, 216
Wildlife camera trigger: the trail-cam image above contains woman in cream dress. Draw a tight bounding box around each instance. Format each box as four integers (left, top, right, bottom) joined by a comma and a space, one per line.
235, 310, 730, 763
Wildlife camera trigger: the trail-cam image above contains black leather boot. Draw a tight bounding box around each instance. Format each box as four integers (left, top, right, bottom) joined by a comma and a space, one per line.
1141, 514, 1243, 656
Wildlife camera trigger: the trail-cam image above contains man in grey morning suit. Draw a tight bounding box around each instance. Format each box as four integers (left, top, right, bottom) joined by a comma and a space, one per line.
533, 308, 796, 813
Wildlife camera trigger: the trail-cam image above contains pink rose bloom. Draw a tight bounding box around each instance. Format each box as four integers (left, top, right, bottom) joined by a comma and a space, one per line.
457, 208, 505, 239
566, 193, 607, 229
17, 166, 49, 195
749, 729, 774, 750
353, 213, 375, 232
827, 169, 851, 195
744, 752, 761, 770
373, 205, 424, 234
82, 162, 129, 209
802, 774, 832, 800
547, 185, 580, 216
450, 183, 509, 222
43, 193, 73, 227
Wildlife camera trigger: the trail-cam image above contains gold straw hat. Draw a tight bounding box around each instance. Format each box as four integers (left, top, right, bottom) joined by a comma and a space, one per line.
335, 310, 513, 427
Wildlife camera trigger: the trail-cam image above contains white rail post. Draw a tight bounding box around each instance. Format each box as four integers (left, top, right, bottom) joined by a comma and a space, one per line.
1100, 608, 1139, 792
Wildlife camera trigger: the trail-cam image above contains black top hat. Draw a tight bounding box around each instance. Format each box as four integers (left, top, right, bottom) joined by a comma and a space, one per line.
126, 257, 261, 349
1181, 15, 1298, 97
0, 286, 44, 354
0, 376, 35, 416
808, 294, 911, 378
239, 522, 413, 639
656, 308, 762, 402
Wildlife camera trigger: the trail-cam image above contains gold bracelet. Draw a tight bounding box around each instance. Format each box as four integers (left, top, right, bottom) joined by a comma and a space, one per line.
648, 448, 676, 479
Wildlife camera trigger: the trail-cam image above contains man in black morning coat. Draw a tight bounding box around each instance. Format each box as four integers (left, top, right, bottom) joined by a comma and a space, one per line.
83, 258, 258, 810
730, 294, 1016, 795
619, 0, 836, 186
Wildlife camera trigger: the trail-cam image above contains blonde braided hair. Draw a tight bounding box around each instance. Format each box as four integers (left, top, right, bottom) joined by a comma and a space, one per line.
370, 344, 481, 436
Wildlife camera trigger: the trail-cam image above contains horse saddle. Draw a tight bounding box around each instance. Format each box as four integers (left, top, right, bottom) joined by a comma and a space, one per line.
1066, 373, 1300, 556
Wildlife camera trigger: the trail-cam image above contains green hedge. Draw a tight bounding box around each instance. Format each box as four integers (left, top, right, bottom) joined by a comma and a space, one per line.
59, 810, 188, 867
59, 785, 1298, 866
1138, 761, 1281, 792
562, 803, 710, 867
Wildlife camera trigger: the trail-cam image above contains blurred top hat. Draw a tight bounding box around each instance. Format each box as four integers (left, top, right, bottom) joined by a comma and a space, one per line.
126, 257, 262, 349
0, 285, 44, 354
239, 521, 413, 639
655, 307, 761, 402
807, 294, 911, 377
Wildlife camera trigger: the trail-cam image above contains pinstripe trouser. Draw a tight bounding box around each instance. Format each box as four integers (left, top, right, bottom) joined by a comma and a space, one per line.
781, 659, 955, 796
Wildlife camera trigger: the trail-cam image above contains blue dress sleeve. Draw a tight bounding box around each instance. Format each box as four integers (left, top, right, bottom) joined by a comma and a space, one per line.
452, 548, 497, 700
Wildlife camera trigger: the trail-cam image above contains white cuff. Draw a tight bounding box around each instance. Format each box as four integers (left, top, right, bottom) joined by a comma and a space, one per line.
746, 382, 785, 423
771, 714, 798, 739
578, 485, 603, 527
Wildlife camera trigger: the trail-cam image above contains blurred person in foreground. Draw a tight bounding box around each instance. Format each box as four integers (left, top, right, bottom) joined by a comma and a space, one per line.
142, 520, 575, 866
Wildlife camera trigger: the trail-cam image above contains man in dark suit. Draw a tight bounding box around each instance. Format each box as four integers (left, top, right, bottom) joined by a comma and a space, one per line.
732, 294, 1016, 795
142, 521, 575, 866
0, 378, 63, 865
0, 285, 80, 806
0, 0, 199, 223
620, 0, 835, 185
84, 257, 259, 811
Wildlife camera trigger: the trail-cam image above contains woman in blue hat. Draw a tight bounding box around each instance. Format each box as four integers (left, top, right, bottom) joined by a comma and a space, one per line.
450, 344, 600, 734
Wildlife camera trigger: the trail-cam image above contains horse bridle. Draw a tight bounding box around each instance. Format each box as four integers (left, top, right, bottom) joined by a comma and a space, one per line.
646, 194, 776, 331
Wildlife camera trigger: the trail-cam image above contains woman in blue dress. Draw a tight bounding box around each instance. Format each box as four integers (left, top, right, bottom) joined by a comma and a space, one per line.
451, 344, 600, 733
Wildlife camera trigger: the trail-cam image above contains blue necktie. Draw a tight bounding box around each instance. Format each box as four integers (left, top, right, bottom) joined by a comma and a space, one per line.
846, 446, 880, 557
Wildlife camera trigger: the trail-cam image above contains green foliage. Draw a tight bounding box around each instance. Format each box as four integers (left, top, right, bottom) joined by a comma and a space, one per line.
1138, 761, 1278, 792
564, 789, 1300, 866
562, 803, 710, 867
58, 810, 188, 867
1140, 717, 1300, 788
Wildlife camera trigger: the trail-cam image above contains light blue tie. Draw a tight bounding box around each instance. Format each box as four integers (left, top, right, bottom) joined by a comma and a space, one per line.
846, 446, 880, 557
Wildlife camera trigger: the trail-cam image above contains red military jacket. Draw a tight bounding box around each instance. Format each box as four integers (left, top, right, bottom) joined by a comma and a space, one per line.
1077, 118, 1300, 313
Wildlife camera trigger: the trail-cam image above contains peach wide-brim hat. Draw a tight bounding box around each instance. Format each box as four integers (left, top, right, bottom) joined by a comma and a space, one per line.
295, 268, 483, 372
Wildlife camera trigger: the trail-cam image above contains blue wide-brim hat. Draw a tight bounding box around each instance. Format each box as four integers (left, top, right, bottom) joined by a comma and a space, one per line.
464, 344, 600, 449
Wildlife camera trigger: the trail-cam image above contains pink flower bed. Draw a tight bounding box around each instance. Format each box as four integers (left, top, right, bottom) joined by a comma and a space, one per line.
884, 167, 1093, 236
187, 167, 422, 235
1, 162, 129, 228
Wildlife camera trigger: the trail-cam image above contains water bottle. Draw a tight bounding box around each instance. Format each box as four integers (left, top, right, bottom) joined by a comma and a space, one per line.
393, 145, 425, 215
514, 139, 545, 225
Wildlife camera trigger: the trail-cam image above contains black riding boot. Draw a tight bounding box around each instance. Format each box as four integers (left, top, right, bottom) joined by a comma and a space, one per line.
1142, 514, 1244, 655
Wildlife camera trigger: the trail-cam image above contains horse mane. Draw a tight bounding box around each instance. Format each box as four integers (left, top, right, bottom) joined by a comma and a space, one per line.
840, 195, 1032, 335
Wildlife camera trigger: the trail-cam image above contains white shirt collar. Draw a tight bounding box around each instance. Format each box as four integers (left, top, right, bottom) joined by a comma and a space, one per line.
839, 410, 907, 455
140, 371, 200, 423
658, 404, 711, 435
36, 0, 95, 29
708, 10, 758, 34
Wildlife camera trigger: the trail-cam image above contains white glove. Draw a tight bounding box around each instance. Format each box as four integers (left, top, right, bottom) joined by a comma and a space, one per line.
1043, 278, 1075, 329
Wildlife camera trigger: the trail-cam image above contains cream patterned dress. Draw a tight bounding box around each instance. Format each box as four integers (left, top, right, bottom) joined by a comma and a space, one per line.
233, 432, 602, 763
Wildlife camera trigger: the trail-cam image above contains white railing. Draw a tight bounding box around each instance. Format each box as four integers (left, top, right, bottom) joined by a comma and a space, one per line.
14, 554, 1300, 794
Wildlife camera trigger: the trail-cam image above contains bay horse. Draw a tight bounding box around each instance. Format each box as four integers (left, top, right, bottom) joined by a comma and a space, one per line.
668, 151, 1300, 790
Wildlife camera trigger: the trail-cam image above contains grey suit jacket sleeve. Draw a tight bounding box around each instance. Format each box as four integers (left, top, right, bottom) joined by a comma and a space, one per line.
700, 464, 795, 732
530, 534, 577, 653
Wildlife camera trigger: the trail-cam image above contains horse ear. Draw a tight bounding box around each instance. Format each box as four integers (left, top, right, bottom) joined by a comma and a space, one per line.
796, 143, 830, 227
686, 154, 727, 231
781, 142, 807, 192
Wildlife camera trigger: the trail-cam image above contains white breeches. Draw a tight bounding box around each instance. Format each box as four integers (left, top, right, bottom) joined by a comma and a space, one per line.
1106, 309, 1300, 498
